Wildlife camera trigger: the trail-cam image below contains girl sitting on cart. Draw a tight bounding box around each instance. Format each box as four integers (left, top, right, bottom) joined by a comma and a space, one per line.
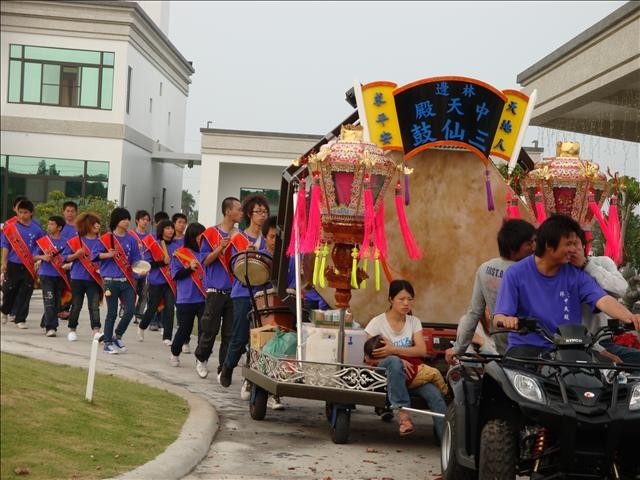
364, 279, 447, 440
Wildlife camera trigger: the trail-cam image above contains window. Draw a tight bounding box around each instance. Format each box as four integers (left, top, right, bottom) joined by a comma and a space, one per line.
8, 44, 114, 110
0, 155, 109, 221
159, 81, 163, 96
168, 111, 171, 126
149, 97, 153, 113
126, 66, 132, 114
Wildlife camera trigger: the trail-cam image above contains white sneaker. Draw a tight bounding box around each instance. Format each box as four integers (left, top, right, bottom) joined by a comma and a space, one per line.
8, 314, 16, 323
182, 343, 191, 354
196, 360, 209, 378
240, 379, 251, 401
1, 313, 8, 324
159, 328, 164, 335
170, 355, 180, 367
137, 327, 144, 342
46, 329, 56, 337
163, 339, 172, 346
67, 331, 78, 342
16, 322, 28, 329
267, 395, 284, 410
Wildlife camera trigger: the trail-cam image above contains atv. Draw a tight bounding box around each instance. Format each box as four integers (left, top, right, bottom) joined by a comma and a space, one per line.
441, 318, 640, 480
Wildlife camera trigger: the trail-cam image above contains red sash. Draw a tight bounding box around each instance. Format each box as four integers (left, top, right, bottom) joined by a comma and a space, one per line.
98, 232, 136, 289
36, 235, 72, 303
67, 235, 104, 292
5, 216, 17, 225
173, 247, 206, 297
142, 235, 177, 297
230, 231, 251, 253
129, 230, 145, 250
3, 222, 37, 281
202, 226, 234, 282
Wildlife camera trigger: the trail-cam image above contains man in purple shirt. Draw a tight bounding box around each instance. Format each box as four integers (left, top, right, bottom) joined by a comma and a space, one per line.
1, 199, 44, 328
494, 214, 640, 358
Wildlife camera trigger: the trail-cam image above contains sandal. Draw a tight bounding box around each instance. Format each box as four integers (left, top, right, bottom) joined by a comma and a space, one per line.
398, 415, 415, 436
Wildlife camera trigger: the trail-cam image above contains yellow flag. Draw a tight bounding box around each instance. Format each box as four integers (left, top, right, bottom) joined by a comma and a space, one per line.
490, 89, 529, 161
361, 82, 403, 151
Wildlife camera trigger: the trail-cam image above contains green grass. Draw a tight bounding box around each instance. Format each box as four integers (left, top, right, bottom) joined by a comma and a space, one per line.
0, 353, 188, 480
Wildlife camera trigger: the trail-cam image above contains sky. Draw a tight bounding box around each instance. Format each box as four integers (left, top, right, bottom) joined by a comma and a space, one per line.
167, 1, 639, 204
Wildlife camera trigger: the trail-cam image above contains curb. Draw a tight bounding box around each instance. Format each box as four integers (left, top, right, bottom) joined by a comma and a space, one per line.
1, 339, 219, 480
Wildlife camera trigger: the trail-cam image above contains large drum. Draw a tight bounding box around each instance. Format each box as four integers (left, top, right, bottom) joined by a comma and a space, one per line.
253, 288, 296, 330
231, 250, 273, 287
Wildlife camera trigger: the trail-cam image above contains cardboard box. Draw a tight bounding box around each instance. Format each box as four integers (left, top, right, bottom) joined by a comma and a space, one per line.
250, 325, 276, 351
301, 324, 366, 365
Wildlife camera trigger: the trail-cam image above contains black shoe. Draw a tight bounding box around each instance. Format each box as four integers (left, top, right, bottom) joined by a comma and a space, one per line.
218, 366, 232, 388
375, 406, 394, 422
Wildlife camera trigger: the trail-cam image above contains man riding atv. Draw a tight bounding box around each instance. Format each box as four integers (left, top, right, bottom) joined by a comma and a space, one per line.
441, 214, 640, 480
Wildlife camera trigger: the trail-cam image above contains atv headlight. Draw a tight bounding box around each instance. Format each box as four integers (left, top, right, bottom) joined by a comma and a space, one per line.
506, 370, 545, 404
630, 384, 640, 411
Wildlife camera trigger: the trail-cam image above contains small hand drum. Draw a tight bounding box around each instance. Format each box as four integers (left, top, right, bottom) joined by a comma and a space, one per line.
231, 250, 272, 287
131, 260, 151, 275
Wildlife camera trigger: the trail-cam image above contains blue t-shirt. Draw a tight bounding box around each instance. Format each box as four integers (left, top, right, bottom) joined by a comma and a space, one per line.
63, 236, 101, 282
200, 227, 233, 290
229, 232, 267, 299
33, 234, 67, 277
1, 221, 44, 264
170, 249, 207, 304
494, 255, 606, 349
60, 223, 77, 240
92, 232, 141, 279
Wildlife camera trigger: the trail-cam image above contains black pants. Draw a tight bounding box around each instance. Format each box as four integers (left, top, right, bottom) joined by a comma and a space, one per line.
195, 292, 233, 366
134, 277, 148, 319
39, 275, 64, 331
171, 302, 204, 357
69, 279, 101, 330
140, 283, 175, 341
1, 262, 35, 324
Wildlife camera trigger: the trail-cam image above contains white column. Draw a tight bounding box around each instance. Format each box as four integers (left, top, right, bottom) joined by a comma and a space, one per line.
198, 154, 220, 226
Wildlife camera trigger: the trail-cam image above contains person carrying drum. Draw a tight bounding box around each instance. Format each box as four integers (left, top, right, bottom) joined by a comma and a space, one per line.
218, 194, 270, 388
195, 197, 243, 379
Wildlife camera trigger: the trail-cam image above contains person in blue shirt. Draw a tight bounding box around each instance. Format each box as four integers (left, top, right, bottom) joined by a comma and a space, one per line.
494, 214, 640, 358
92, 207, 141, 354
1, 199, 44, 328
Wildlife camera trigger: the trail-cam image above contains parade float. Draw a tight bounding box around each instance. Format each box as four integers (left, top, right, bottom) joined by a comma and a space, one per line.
242, 76, 542, 444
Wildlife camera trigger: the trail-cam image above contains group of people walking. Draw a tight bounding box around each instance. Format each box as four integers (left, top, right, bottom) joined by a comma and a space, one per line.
1, 193, 286, 408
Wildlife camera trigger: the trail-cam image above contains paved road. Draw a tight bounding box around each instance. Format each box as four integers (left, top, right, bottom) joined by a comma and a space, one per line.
1, 291, 442, 480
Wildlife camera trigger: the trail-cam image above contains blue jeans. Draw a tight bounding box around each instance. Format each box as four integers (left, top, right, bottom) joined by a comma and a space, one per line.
103, 279, 135, 343
223, 297, 251, 370
40, 275, 63, 331
599, 340, 640, 365
140, 283, 175, 341
69, 279, 101, 330
379, 355, 446, 439
171, 302, 204, 357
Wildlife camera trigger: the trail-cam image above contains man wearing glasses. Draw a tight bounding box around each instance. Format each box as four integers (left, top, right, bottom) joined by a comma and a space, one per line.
218, 194, 270, 388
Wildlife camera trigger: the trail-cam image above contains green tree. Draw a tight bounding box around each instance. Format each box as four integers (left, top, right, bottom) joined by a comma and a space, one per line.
181, 189, 197, 222
35, 190, 118, 233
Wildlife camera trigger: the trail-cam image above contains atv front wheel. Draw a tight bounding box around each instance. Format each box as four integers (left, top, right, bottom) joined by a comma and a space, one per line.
478, 418, 517, 479
441, 405, 476, 480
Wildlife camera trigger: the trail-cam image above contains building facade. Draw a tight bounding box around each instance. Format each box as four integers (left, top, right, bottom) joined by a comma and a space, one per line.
199, 129, 320, 226
0, 0, 194, 221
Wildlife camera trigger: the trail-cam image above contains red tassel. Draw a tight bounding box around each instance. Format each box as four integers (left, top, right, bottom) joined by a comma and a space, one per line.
608, 195, 621, 265
484, 169, 494, 211
395, 181, 422, 260
374, 199, 388, 260
301, 172, 322, 254
360, 174, 375, 260
505, 191, 520, 219
287, 179, 307, 256
381, 257, 394, 283
534, 189, 547, 224
588, 191, 613, 256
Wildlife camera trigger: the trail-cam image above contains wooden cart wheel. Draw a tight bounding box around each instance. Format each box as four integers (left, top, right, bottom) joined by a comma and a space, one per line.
330, 408, 350, 444
249, 384, 268, 420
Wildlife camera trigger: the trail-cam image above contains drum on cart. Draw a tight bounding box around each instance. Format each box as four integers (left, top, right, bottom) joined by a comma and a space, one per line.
253, 288, 296, 330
